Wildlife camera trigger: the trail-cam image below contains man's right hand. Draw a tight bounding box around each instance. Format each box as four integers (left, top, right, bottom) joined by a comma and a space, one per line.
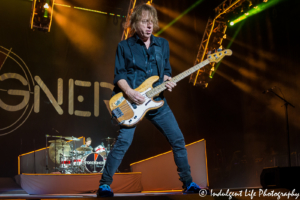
125, 88, 145, 105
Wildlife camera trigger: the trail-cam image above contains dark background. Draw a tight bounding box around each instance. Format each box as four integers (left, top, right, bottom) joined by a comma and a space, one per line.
0, 0, 299, 189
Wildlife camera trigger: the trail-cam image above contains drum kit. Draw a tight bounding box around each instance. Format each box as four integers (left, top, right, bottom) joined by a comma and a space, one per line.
48, 137, 116, 174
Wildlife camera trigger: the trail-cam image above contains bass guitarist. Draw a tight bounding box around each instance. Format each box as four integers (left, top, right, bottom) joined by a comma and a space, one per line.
97, 3, 203, 197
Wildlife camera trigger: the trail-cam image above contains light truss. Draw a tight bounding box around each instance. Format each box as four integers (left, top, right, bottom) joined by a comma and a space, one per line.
121, 0, 137, 41
189, 0, 245, 87
30, 0, 55, 32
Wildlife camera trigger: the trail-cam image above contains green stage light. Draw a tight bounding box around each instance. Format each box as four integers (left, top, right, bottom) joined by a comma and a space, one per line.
44, 0, 49, 18
229, 0, 285, 26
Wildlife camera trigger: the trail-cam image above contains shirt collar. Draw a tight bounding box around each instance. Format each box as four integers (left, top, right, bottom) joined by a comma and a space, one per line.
129, 33, 161, 47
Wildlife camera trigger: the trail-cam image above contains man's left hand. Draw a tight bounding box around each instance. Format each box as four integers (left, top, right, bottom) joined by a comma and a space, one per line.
164, 75, 176, 92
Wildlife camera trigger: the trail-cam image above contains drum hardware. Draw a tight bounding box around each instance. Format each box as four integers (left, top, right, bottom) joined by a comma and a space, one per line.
102, 137, 116, 156
46, 134, 81, 173
103, 137, 114, 141
45, 135, 118, 174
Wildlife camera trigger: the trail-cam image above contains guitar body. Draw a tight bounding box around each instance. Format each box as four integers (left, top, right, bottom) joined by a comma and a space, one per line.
109, 76, 164, 127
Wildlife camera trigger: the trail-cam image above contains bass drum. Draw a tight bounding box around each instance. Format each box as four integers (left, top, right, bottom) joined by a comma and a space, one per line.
82, 152, 106, 173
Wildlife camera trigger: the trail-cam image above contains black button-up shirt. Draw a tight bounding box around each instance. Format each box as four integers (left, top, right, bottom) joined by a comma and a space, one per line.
112, 34, 172, 99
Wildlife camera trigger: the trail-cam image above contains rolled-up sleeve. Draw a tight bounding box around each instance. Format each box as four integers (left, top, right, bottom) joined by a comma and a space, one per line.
163, 41, 172, 77
113, 43, 128, 85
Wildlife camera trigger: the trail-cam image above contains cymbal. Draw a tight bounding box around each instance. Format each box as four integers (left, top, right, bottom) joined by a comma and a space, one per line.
64, 136, 80, 141
48, 139, 67, 144
76, 147, 93, 151
103, 137, 115, 141
49, 143, 71, 164
54, 144, 70, 147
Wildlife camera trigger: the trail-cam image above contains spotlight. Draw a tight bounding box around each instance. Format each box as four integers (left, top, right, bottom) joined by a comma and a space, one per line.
245, 12, 249, 15
230, 22, 234, 26
44, 3, 49, 9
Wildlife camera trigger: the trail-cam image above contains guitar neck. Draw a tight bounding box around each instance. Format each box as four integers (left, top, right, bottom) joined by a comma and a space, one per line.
146, 59, 210, 98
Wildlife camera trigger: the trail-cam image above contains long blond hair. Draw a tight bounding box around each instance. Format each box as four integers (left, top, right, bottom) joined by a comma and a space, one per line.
124, 3, 159, 36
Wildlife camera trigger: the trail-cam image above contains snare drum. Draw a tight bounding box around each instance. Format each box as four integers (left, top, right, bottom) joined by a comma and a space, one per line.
82, 152, 105, 173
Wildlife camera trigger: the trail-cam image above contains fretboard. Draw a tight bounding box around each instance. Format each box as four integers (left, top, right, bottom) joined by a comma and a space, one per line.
146, 59, 210, 98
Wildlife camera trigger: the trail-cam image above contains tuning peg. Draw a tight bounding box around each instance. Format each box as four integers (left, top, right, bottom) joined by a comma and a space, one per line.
217, 48, 223, 52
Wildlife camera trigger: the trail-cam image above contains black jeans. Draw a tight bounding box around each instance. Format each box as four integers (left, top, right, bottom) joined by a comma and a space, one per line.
100, 100, 193, 188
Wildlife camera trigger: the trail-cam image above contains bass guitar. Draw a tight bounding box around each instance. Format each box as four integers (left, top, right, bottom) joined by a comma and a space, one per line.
109, 49, 232, 127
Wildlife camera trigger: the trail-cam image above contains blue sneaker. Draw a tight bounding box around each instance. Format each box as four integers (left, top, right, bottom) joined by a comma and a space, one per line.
96, 184, 114, 197
183, 182, 201, 193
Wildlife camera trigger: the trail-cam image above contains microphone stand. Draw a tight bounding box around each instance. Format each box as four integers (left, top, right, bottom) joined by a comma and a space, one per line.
268, 90, 295, 167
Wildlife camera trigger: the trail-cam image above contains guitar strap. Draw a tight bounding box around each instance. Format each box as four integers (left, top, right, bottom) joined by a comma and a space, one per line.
154, 38, 164, 84
127, 40, 137, 89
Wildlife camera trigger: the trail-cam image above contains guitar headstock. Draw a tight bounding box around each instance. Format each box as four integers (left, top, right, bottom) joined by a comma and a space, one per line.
207, 49, 232, 63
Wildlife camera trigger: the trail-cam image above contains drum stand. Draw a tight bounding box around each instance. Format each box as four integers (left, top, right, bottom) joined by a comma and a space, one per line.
60, 136, 64, 172
45, 135, 49, 173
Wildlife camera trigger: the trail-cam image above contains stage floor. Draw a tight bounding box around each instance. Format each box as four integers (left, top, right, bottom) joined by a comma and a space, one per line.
0, 191, 201, 199
0, 188, 297, 200
0, 178, 297, 199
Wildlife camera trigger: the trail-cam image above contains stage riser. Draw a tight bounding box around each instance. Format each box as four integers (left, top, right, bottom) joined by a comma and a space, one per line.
131, 139, 208, 191
20, 173, 142, 194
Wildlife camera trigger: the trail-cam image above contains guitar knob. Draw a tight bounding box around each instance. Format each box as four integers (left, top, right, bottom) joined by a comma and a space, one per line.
131, 103, 137, 109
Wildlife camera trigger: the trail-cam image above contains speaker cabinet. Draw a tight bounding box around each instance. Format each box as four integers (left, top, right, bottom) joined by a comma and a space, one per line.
260, 167, 300, 191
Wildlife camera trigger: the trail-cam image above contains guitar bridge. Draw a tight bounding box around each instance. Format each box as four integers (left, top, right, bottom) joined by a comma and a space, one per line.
112, 107, 124, 118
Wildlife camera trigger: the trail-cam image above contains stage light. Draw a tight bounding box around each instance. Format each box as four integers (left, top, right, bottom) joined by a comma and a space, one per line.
30, 0, 54, 32
248, 1, 253, 7
263, 0, 268, 2
44, 3, 49, 9
245, 12, 249, 15
230, 22, 234, 26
